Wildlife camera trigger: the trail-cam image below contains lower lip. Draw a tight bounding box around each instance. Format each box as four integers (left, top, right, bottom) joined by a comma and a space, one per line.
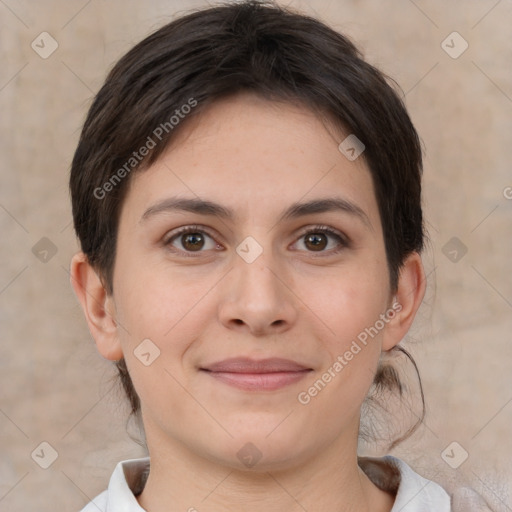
202, 370, 311, 391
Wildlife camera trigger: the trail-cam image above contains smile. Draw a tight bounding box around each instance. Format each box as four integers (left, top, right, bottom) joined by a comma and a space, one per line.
201, 369, 312, 391
200, 357, 313, 391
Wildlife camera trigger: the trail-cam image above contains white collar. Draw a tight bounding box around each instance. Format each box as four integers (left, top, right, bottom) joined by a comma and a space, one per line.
83, 455, 451, 511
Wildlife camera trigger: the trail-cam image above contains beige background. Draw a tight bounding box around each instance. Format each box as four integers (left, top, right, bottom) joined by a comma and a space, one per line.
1, 0, 511, 510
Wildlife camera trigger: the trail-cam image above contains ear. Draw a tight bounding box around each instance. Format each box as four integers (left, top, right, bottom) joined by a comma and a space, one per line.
382, 252, 426, 351
70, 252, 123, 361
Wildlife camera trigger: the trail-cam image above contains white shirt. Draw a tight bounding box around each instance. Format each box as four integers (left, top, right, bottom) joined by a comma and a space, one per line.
79, 455, 485, 511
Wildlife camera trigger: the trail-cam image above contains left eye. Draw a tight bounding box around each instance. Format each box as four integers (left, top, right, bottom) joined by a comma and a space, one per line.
294, 228, 347, 252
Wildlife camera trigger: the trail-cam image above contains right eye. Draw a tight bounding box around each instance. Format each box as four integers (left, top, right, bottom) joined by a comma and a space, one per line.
163, 225, 223, 256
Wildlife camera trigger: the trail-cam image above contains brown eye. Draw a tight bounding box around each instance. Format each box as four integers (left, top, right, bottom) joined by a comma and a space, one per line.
181, 232, 205, 251
293, 226, 349, 254
165, 226, 218, 254
304, 232, 328, 251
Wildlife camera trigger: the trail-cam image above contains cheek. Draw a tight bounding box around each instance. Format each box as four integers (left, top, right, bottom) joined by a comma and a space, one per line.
112, 257, 220, 362
304, 259, 390, 342
297, 291, 388, 432
111, 264, 213, 418
116, 268, 211, 347
300, 259, 390, 398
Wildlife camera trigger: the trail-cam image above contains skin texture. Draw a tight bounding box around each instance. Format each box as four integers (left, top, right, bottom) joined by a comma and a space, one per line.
71, 93, 425, 512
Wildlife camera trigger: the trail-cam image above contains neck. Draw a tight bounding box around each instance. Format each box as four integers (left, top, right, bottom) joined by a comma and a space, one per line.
136, 427, 394, 512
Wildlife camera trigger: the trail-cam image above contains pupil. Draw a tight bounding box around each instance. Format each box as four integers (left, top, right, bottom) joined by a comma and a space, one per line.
183, 233, 204, 250
306, 233, 327, 251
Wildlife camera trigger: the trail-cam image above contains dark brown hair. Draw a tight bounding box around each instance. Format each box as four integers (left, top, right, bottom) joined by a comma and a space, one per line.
70, 0, 425, 446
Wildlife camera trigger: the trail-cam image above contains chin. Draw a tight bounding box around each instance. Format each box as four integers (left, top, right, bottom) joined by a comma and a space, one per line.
203, 428, 312, 473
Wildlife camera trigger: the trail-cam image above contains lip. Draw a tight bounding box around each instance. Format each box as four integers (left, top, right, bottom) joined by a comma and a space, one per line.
200, 357, 313, 391
202, 357, 311, 373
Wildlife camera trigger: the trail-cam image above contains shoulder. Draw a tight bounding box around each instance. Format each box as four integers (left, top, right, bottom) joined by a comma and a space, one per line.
384, 457, 495, 511
359, 455, 495, 512
78, 457, 150, 512
385, 456, 452, 511
360, 455, 451, 511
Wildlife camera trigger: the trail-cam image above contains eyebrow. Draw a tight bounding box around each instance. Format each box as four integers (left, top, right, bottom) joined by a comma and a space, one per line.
140, 196, 372, 229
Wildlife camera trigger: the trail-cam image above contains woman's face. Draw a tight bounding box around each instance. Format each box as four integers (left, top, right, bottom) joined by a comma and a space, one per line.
109, 93, 398, 470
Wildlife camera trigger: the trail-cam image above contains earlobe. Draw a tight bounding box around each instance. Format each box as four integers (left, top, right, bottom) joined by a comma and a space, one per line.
382, 252, 426, 351
69, 252, 123, 361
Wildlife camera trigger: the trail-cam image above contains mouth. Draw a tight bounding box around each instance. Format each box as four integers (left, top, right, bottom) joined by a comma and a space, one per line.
199, 357, 313, 391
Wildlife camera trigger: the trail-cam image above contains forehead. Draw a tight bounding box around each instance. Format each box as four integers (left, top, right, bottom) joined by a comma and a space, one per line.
122, 93, 379, 227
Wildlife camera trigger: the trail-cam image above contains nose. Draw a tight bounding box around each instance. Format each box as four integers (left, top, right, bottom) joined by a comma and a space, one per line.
217, 253, 298, 337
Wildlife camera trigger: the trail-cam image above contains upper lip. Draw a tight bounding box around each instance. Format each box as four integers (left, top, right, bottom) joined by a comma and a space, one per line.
201, 357, 312, 373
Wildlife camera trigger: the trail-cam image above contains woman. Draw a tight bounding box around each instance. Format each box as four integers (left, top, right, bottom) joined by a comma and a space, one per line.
69, 1, 492, 510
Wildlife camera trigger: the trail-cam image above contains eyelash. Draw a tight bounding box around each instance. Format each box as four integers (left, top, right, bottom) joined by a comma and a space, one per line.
163, 224, 349, 258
